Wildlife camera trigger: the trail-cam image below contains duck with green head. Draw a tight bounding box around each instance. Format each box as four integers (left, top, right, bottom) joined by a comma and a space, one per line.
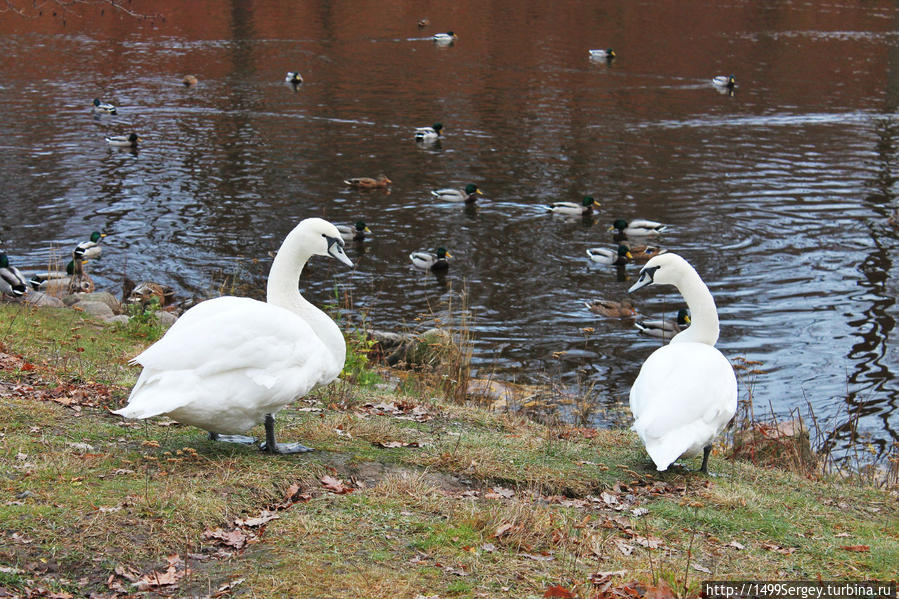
547, 196, 600, 216
431, 184, 482, 203
106, 133, 141, 148
0, 253, 27, 298
410, 247, 451, 270
338, 221, 371, 242
610, 219, 667, 238
415, 122, 443, 142
586, 244, 632, 265
634, 308, 690, 340
74, 231, 106, 260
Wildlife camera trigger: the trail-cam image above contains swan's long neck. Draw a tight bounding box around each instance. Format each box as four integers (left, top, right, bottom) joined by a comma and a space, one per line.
266, 229, 346, 366
671, 263, 720, 346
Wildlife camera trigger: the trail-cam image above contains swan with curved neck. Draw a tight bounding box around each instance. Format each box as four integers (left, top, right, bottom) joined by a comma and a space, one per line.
113, 218, 353, 454
627, 253, 737, 473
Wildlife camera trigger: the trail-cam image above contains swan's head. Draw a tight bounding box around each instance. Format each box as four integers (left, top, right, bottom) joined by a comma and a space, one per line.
300, 218, 353, 267
628, 252, 691, 293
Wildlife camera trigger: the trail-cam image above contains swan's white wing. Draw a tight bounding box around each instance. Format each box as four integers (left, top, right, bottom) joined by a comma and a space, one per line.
115, 297, 336, 432
629, 342, 737, 471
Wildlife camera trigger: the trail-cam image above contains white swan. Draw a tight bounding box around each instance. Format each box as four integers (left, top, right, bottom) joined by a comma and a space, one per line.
627, 253, 737, 473
113, 218, 353, 454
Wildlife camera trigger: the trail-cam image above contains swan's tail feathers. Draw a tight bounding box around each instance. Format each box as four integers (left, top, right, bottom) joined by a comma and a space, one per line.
634, 419, 713, 472
112, 370, 193, 420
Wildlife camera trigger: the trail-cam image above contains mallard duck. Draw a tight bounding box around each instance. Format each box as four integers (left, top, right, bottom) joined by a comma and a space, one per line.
547, 196, 600, 216
113, 218, 354, 454
584, 298, 637, 318
92, 98, 117, 115
712, 75, 736, 90
29, 259, 75, 291
415, 122, 443, 142
433, 31, 457, 44
610, 219, 667, 238
0, 253, 27, 298
343, 174, 391, 189
73, 231, 106, 260
628, 253, 737, 473
634, 308, 690, 339
621, 241, 665, 263
182, 75, 198, 87
337, 221, 371, 242
431, 184, 482, 203
106, 133, 140, 148
285, 71, 304, 84
586, 244, 632, 265
410, 247, 451, 270
588, 48, 616, 60
127, 281, 176, 307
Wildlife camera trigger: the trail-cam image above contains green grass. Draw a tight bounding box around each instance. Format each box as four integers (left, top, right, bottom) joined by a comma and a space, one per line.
0, 303, 896, 598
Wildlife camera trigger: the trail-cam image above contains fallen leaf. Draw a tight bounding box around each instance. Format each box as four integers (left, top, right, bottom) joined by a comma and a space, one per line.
691, 562, 712, 574
631, 507, 649, 517
203, 528, 248, 549
320, 475, 353, 494
521, 552, 554, 562
840, 545, 870, 553
644, 580, 678, 599
544, 584, 575, 598
234, 510, 279, 528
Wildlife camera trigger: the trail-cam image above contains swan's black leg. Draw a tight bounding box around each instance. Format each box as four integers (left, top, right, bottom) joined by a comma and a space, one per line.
699, 444, 712, 473
208, 431, 257, 445
259, 413, 313, 454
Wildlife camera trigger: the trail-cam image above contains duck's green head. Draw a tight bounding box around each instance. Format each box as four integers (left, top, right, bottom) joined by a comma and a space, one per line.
0, 253, 9, 268
435, 247, 451, 259
465, 184, 482, 195
582, 196, 599, 207
727, 75, 736, 86
606, 48, 616, 58
617, 244, 633, 258
90, 231, 105, 243
610, 219, 628, 231
677, 308, 690, 325
66, 260, 76, 275
93, 98, 102, 106
355, 221, 370, 232
432, 123, 443, 133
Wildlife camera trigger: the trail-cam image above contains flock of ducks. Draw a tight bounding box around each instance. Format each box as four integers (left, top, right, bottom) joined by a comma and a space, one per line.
1, 231, 105, 299
7, 28, 743, 472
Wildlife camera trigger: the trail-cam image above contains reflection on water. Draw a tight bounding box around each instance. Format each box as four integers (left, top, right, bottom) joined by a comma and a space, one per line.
0, 0, 897, 462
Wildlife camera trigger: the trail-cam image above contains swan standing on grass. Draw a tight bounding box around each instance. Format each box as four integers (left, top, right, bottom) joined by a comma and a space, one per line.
113, 218, 354, 454
627, 253, 737, 473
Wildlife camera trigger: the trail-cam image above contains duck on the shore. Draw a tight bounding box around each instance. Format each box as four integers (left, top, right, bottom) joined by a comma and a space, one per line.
92, 98, 117, 115
627, 253, 737, 473
106, 133, 140, 148
113, 218, 354, 454
0, 253, 27, 298
344, 174, 391, 189
338, 221, 371, 242
586, 244, 632, 265
410, 247, 451, 270
415, 123, 443, 142
584, 298, 637, 318
610, 219, 667, 238
127, 281, 176, 308
547, 196, 600, 216
431, 184, 482, 203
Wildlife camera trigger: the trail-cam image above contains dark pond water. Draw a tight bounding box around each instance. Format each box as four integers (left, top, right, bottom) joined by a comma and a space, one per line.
1, 0, 898, 463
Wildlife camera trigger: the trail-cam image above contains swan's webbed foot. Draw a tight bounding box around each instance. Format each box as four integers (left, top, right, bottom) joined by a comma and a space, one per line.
209, 431, 257, 445
259, 413, 314, 454
698, 444, 712, 474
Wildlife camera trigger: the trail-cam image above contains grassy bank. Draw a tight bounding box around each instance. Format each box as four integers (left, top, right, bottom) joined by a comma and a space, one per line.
0, 302, 896, 598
